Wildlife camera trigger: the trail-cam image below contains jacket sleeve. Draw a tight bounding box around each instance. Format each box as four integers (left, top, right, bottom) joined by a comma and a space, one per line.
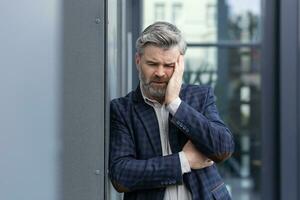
170, 86, 235, 163
109, 100, 183, 193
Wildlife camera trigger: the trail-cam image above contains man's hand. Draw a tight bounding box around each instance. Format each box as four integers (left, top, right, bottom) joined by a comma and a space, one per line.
183, 140, 214, 170
165, 55, 184, 105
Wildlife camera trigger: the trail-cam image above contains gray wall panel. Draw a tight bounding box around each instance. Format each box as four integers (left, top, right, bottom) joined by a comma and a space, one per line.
62, 0, 105, 199
1, 0, 106, 199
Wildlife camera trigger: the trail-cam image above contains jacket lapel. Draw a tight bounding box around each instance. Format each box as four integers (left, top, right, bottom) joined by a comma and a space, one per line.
133, 85, 162, 156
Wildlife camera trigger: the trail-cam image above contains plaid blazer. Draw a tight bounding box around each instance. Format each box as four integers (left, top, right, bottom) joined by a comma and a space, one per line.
109, 84, 235, 200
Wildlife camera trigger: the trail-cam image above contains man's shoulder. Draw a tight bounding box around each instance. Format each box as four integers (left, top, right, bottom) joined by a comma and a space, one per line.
180, 84, 214, 109
110, 91, 135, 108
181, 84, 212, 96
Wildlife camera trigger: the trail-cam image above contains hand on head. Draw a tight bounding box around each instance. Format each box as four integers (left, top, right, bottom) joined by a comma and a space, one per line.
165, 54, 185, 105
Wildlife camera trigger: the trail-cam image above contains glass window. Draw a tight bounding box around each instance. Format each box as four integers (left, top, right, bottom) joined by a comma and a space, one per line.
143, 0, 261, 43
143, 1, 262, 199
172, 3, 183, 24
183, 46, 261, 199
206, 4, 216, 27
155, 3, 165, 21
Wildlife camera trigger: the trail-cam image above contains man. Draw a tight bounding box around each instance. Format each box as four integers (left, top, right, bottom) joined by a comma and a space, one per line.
109, 21, 234, 200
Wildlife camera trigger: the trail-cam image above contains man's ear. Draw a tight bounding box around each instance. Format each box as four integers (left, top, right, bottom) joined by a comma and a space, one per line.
135, 53, 141, 71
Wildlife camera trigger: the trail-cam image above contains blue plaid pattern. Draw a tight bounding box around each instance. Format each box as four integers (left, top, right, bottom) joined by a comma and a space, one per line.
109, 84, 235, 200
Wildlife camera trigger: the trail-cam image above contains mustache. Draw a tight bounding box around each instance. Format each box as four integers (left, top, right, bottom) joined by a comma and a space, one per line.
150, 77, 169, 83
144, 80, 168, 86
139, 72, 169, 86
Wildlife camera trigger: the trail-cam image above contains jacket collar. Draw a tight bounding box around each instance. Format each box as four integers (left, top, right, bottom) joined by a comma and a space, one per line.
132, 83, 186, 155
132, 84, 145, 104
133, 85, 162, 155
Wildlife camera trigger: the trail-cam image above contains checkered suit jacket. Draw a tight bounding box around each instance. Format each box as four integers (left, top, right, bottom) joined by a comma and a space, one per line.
109, 84, 235, 200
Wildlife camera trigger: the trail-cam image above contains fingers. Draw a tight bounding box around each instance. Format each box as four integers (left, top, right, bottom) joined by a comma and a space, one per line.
201, 160, 214, 168
183, 140, 214, 169
182, 140, 193, 151
198, 158, 214, 169
164, 55, 184, 104
176, 55, 184, 73
185, 140, 192, 145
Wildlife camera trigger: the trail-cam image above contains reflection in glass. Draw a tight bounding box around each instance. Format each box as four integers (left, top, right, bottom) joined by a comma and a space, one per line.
172, 3, 183, 24
143, 1, 262, 199
155, 3, 165, 21
143, 0, 261, 43
142, 1, 262, 199
184, 47, 261, 200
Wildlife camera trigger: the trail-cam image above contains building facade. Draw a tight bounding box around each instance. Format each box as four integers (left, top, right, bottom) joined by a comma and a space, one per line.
1, 0, 299, 200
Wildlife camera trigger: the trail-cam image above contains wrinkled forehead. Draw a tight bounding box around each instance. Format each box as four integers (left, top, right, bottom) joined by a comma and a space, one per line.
141, 45, 180, 62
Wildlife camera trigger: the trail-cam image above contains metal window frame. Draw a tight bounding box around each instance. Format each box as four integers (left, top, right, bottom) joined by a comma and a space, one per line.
298, 0, 300, 197
131, 0, 142, 89
280, 0, 300, 199
261, 0, 280, 199
104, 1, 143, 200
187, 42, 261, 48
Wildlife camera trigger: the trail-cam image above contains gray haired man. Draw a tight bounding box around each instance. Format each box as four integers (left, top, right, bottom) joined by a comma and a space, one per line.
109, 21, 235, 200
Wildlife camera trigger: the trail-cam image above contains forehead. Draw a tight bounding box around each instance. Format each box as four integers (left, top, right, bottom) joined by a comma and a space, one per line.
142, 45, 180, 62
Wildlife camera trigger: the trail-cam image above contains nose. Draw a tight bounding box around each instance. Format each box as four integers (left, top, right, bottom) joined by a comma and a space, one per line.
154, 65, 165, 77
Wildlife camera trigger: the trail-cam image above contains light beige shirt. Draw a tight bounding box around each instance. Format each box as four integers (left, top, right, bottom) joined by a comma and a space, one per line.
141, 87, 192, 200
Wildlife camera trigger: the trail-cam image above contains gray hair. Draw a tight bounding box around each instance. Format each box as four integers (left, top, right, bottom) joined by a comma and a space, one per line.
136, 21, 187, 55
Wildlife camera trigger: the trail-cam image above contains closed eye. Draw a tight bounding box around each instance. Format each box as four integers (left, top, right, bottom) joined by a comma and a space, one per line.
146, 62, 158, 66
165, 64, 175, 68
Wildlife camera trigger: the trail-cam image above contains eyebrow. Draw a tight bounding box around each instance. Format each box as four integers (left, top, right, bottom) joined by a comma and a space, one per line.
145, 60, 175, 65
145, 60, 158, 63
165, 62, 175, 65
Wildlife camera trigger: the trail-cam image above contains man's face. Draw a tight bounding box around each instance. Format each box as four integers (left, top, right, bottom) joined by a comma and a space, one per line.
136, 45, 181, 101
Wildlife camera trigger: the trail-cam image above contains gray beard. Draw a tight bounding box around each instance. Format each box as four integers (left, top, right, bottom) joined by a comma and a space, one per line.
142, 83, 166, 99
139, 72, 166, 100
